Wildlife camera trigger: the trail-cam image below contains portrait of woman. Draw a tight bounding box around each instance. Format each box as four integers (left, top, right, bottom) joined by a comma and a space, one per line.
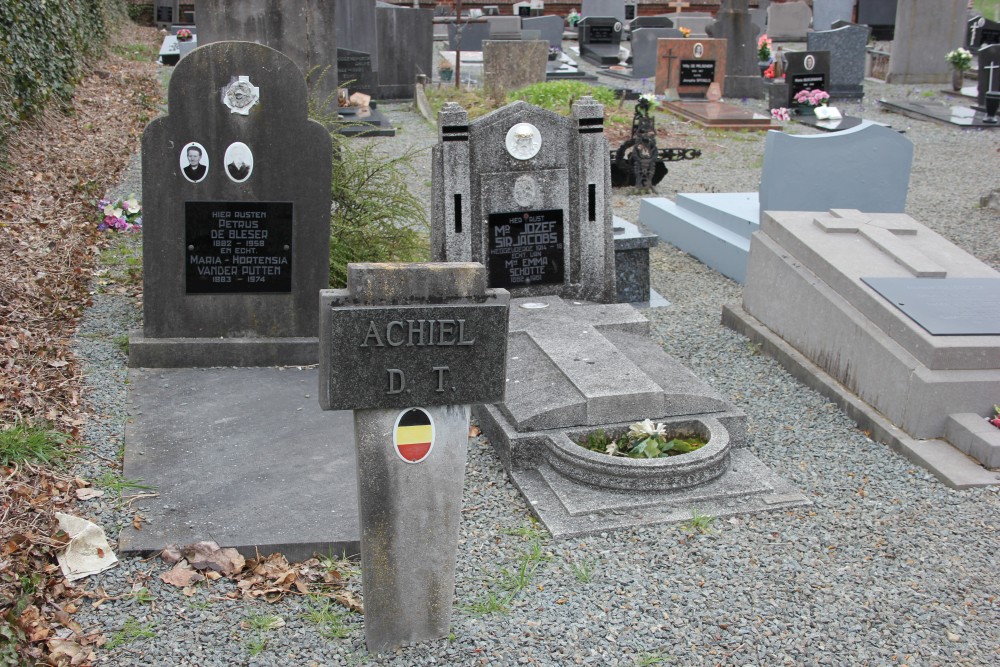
180, 141, 209, 183
224, 142, 254, 183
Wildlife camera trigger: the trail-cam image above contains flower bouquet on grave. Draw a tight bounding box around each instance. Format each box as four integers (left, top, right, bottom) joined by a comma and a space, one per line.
679, 26, 691, 38
763, 63, 776, 79
770, 107, 790, 121
97, 195, 142, 232
945, 47, 972, 72
989, 405, 1000, 431
757, 33, 772, 62
176, 28, 193, 42
577, 419, 707, 459
793, 88, 830, 114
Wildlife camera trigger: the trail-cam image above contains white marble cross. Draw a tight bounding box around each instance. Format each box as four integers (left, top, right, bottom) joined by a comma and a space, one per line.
813, 209, 947, 278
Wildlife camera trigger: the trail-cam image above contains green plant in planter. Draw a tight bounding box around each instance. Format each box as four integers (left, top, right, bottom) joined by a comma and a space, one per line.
580, 419, 707, 459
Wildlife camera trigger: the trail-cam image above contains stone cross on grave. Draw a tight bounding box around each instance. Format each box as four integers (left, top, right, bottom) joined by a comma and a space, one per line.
668, 0, 691, 11
661, 48, 678, 88
813, 209, 947, 278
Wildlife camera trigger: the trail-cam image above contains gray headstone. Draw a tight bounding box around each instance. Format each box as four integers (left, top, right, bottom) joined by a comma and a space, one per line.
522, 15, 565, 48
338, 48, 376, 97
431, 99, 617, 304
197, 0, 339, 109
766, 0, 812, 41
759, 123, 913, 214
707, 0, 764, 99
813, 0, 856, 32
484, 40, 548, 102
807, 24, 871, 99
783, 50, 831, 109
131, 42, 332, 368
582, 0, 626, 22
886, 0, 967, 84
337, 0, 379, 72
155, 0, 178, 27
979, 44, 1000, 108
668, 13, 716, 37
376, 4, 434, 99
578, 16, 624, 66
447, 21, 490, 51
631, 27, 685, 80
487, 15, 522, 39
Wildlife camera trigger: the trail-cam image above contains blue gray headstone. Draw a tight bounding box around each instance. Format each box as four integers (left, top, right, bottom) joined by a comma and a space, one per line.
448, 20, 491, 51
631, 27, 684, 80
812, 0, 855, 32
523, 15, 566, 48
582, 0, 626, 22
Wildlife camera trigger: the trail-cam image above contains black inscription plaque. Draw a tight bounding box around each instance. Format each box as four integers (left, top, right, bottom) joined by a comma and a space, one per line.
679, 60, 716, 86
185, 201, 293, 294
861, 277, 1000, 336
587, 25, 615, 43
337, 48, 373, 89
487, 209, 564, 289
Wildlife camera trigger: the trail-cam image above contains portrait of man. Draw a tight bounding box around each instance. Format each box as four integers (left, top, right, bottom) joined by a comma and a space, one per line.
225, 142, 253, 183
180, 142, 208, 183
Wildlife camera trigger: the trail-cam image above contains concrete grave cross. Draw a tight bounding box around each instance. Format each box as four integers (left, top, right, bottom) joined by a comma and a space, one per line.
813, 209, 947, 278
668, 0, 691, 10
508, 297, 664, 422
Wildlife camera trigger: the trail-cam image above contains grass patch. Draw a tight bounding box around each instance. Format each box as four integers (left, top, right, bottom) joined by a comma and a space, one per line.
463, 518, 551, 615
105, 617, 157, 650
95, 472, 154, 499
243, 613, 283, 656
302, 595, 354, 639
682, 510, 715, 535
568, 558, 594, 583
0, 422, 71, 466
112, 42, 159, 62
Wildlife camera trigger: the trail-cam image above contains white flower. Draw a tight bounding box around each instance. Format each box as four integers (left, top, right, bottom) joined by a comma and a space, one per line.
124, 197, 140, 213
629, 419, 666, 439
104, 204, 123, 218
640, 93, 658, 103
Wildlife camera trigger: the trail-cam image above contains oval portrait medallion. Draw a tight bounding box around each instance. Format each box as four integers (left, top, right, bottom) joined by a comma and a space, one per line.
393, 408, 435, 464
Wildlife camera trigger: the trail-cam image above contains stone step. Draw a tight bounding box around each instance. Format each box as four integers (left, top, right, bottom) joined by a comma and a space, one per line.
638, 196, 751, 283
945, 413, 1000, 469
675, 192, 760, 237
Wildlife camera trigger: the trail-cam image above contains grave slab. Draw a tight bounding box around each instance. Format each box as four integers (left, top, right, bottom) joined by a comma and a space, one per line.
119, 367, 359, 560
879, 99, 1000, 128
860, 278, 1000, 336
659, 101, 781, 130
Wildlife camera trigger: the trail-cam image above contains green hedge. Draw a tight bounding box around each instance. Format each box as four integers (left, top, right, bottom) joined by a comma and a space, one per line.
0, 0, 124, 153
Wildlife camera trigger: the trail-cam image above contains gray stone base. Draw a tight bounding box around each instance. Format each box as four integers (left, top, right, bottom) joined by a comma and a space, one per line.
128, 329, 318, 368
475, 404, 809, 539
722, 304, 1000, 489
724, 75, 764, 100
119, 367, 360, 560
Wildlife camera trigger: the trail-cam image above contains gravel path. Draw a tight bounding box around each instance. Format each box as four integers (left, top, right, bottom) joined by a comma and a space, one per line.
68, 55, 1000, 666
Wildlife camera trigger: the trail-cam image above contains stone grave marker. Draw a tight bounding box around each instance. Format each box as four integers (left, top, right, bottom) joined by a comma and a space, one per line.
319, 263, 510, 651
630, 15, 674, 30
198, 0, 339, 111
375, 4, 434, 100
813, 0, 856, 32
655, 37, 727, 98
884, 0, 967, 84
337, 0, 379, 73
338, 48, 376, 97
978, 43, 1000, 109
766, 0, 812, 41
578, 16, 625, 66
968, 16, 1000, 50
522, 15, 565, 48
630, 27, 684, 80
807, 23, 871, 99
487, 15, 523, 39
707, 0, 764, 99
582, 0, 626, 22
431, 99, 616, 304
447, 20, 491, 51
483, 40, 548, 102
726, 208, 1000, 487
783, 50, 832, 111
130, 41, 332, 368
857, 0, 897, 38
155, 0, 177, 27
668, 12, 716, 37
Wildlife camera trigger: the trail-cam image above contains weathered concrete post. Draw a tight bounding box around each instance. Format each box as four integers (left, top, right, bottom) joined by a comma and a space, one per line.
319, 262, 509, 652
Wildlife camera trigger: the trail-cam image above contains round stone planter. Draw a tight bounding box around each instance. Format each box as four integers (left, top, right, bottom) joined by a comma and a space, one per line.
544, 417, 732, 492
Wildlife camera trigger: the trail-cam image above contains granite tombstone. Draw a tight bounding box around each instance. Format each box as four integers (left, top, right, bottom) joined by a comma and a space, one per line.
522, 15, 565, 48
885, 0, 967, 84
807, 24, 870, 99
578, 16, 624, 66
784, 50, 832, 111
630, 27, 685, 79
813, 0, 855, 32
707, 0, 765, 99
131, 41, 332, 368
857, 0, 897, 38
969, 16, 1000, 50
375, 3, 434, 99
582, 0, 626, 22
978, 43, 1000, 109
655, 37, 728, 98
483, 40, 549, 102
766, 0, 812, 41
630, 16, 674, 30
431, 99, 616, 304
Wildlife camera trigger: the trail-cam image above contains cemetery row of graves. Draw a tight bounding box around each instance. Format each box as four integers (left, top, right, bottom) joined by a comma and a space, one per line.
2, 0, 999, 662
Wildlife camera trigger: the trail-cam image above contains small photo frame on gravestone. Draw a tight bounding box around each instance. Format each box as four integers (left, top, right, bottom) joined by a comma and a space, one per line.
224, 142, 254, 183
180, 141, 209, 183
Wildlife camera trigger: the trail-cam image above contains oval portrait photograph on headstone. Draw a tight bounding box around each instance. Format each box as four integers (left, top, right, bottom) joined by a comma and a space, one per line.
393, 407, 435, 464
224, 142, 254, 183
180, 141, 208, 183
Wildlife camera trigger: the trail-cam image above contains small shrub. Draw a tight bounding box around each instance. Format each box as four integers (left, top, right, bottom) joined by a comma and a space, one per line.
509, 80, 620, 116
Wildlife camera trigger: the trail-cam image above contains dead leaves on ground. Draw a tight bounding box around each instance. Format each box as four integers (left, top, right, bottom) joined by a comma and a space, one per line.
156, 541, 363, 612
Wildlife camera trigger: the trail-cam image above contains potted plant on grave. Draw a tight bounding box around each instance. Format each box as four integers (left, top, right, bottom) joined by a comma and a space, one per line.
549, 45, 561, 62
757, 33, 772, 74
792, 88, 830, 115
578, 419, 707, 459
438, 58, 453, 82
176, 28, 193, 42
945, 47, 972, 92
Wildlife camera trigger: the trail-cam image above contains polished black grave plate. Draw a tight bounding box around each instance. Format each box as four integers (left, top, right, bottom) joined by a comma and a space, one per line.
861, 277, 1000, 335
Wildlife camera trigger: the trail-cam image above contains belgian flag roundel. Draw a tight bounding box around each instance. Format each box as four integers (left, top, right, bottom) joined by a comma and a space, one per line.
393, 408, 435, 463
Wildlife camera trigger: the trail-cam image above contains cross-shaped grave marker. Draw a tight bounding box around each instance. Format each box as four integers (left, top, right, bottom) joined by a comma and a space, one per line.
984, 61, 999, 92
668, 0, 691, 11
812, 209, 947, 278
661, 47, 678, 89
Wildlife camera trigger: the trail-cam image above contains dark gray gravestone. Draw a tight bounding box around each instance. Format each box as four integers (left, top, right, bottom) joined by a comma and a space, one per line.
857, 0, 897, 38
337, 0, 379, 72
631, 27, 684, 80
813, 0, 855, 31
338, 48, 376, 97
522, 15, 565, 48
197, 0, 338, 111
969, 17, 1000, 49
578, 16, 624, 66
629, 15, 674, 30
807, 23, 871, 99
130, 42, 332, 368
431, 99, 617, 304
707, 0, 764, 99
784, 50, 832, 110
978, 44, 1000, 109
447, 20, 490, 51
582, 0, 626, 22
376, 4, 433, 99
861, 278, 1000, 336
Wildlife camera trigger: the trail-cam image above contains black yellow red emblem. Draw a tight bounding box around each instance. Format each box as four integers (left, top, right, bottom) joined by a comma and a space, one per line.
393, 408, 434, 463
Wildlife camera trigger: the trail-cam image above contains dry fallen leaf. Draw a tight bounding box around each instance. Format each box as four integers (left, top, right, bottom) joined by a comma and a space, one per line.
182, 541, 246, 576
74, 488, 104, 501
468, 425, 481, 437
159, 562, 205, 588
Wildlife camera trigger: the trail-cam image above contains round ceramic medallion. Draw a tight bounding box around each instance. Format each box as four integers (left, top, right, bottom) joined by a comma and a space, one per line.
223, 76, 260, 115
505, 123, 542, 160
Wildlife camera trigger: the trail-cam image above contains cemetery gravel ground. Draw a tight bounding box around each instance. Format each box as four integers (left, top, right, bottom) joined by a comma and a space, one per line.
64, 54, 1000, 667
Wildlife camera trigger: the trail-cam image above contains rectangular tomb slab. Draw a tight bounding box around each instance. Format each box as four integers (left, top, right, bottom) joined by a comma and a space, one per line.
660, 101, 782, 130
861, 278, 1000, 336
